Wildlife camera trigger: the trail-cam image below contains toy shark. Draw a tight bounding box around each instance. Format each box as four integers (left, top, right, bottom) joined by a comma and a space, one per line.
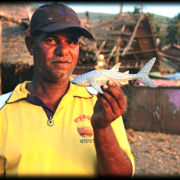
71, 57, 157, 94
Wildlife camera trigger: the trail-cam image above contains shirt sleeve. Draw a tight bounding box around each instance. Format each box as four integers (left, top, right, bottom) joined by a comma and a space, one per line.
0, 121, 6, 177
0, 104, 7, 177
111, 116, 135, 176
0, 156, 5, 177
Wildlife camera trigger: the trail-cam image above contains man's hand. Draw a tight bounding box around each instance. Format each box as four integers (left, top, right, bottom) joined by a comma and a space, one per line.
90, 80, 133, 177
91, 80, 127, 129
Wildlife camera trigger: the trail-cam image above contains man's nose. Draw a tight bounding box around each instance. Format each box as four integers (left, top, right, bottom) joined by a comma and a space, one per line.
55, 43, 68, 56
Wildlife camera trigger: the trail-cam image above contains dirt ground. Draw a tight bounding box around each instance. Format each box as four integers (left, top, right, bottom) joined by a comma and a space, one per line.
126, 129, 180, 178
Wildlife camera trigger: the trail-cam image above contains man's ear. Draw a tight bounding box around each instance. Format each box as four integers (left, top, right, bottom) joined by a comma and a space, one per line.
25, 35, 35, 56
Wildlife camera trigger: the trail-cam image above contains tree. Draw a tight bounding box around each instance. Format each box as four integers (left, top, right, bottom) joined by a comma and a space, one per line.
165, 13, 180, 45
133, 6, 141, 14
149, 13, 166, 48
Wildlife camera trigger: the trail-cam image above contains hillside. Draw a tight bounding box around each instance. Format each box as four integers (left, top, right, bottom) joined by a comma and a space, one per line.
77, 12, 172, 31
8, 2, 172, 29
7, 2, 172, 31
148, 13, 172, 32
77, 12, 117, 24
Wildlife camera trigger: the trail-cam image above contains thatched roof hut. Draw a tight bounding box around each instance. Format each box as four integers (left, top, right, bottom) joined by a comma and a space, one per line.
159, 44, 180, 68
75, 12, 161, 74
0, 2, 35, 94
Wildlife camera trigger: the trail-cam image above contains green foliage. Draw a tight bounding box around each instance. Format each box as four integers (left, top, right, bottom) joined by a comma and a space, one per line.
165, 13, 180, 45
149, 13, 170, 47
77, 12, 117, 21
133, 6, 141, 14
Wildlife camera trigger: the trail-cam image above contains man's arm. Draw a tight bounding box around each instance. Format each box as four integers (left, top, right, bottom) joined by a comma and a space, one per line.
91, 80, 133, 177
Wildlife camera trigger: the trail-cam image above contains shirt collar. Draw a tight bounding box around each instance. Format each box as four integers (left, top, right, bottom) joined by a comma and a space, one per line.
7, 81, 30, 103
68, 77, 94, 98
7, 78, 94, 103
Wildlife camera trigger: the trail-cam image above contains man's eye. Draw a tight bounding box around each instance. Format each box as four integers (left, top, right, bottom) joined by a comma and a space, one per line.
67, 40, 78, 45
46, 38, 57, 45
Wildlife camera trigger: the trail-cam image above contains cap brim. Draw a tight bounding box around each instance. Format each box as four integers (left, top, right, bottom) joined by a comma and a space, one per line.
38, 23, 94, 39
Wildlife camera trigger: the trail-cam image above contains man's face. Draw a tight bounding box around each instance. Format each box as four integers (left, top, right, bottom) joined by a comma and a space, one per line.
33, 29, 81, 84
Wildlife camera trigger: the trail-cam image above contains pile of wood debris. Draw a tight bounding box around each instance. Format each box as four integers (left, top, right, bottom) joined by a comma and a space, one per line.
75, 12, 161, 75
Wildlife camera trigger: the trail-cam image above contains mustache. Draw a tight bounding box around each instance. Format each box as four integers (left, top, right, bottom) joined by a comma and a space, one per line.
48, 58, 72, 63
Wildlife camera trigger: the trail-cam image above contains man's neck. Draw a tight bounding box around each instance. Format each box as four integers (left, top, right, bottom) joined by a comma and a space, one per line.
26, 76, 70, 112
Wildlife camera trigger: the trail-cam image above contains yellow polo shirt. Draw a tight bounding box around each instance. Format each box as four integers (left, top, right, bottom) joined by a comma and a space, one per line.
0, 81, 134, 177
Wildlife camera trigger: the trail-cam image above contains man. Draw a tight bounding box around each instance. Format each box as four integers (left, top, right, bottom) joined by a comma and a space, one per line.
85, 10, 90, 23
0, 3, 135, 178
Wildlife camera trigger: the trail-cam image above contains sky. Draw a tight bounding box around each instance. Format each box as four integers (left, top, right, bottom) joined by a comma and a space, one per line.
33, 1, 180, 18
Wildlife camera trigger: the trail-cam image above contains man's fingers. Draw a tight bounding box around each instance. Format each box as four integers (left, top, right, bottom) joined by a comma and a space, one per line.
98, 80, 126, 117
103, 80, 127, 109
97, 94, 119, 123
107, 80, 124, 92
98, 92, 119, 115
93, 80, 127, 128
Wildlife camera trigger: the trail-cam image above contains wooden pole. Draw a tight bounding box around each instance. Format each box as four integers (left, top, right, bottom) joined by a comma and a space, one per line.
106, 45, 117, 68
122, 14, 142, 56
106, 37, 121, 68
115, 46, 120, 64
112, 48, 158, 57
0, 11, 28, 27
93, 40, 106, 61
119, 3, 123, 17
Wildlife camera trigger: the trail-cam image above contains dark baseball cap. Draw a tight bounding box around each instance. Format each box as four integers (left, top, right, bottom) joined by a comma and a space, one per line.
30, 3, 93, 39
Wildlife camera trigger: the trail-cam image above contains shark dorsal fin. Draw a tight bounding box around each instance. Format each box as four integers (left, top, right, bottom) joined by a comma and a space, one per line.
110, 63, 121, 72
123, 70, 129, 74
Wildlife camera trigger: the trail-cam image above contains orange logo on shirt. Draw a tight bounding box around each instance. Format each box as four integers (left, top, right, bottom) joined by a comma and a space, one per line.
74, 114, 91, 123
74, 114, 93, 139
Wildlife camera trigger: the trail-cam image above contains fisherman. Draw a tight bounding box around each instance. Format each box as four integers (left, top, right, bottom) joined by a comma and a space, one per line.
0, 3, 135, 178
85, 10, 90, 23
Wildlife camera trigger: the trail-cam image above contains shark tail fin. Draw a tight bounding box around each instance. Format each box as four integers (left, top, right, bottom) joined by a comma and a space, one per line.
137, 57, 157, 88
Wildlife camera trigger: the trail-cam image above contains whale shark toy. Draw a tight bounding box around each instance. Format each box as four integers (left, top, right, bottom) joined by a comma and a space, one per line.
71, 57, 157, 94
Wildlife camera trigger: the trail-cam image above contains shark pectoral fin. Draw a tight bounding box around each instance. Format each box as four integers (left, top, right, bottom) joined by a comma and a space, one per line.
90, 83, 104, 94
